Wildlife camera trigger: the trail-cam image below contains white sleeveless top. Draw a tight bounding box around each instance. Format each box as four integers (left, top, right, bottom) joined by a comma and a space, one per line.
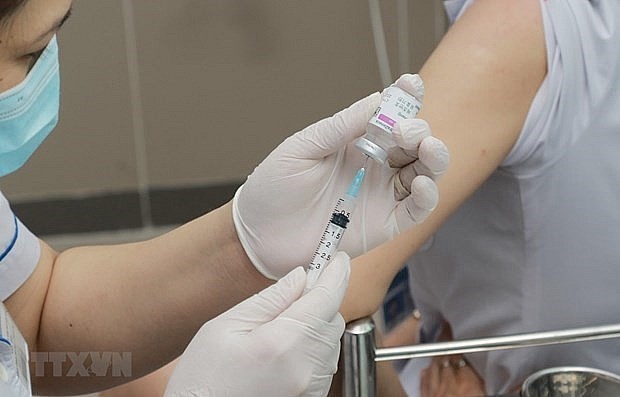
0, 191, 40, 301
404, 0, 620, 393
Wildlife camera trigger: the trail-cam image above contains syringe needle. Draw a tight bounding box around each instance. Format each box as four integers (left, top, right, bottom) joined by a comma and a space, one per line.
363, 155, 370, 168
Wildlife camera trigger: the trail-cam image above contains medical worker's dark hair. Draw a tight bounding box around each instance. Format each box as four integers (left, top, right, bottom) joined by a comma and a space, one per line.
0, 0, 27, 26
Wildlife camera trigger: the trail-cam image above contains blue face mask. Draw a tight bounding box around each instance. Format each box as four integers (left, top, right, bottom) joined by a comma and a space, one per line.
443, 0, 469, 23
0, 36, 60, 177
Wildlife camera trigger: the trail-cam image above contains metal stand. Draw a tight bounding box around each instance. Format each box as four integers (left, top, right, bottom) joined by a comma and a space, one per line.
342, 317, 620, 397
343, 318, 377, 397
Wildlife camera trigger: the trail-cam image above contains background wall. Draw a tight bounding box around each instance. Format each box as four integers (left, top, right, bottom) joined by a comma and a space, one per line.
1, 0, 447, 237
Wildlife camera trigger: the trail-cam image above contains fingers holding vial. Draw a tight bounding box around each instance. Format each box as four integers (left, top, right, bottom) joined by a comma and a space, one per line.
390, 95, 449, 227
392, 117, 447, 228
351, 73, 449, 231
355, 73, 425, 165
388, 118, 431, 167
393, 126, 450, 201
355, 72, 449, 210
395, 175, 439, 229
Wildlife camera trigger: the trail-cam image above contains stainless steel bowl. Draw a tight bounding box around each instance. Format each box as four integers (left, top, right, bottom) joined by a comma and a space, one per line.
521, 367, 620, 397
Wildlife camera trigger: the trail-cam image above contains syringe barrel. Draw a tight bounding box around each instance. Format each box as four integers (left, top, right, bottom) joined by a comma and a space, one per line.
335, 194, 358, 219
305, 167, 364, 292
305, 213, 349, 291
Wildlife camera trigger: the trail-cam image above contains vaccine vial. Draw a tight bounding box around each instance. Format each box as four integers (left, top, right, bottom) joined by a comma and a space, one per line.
355, 85, 422, 164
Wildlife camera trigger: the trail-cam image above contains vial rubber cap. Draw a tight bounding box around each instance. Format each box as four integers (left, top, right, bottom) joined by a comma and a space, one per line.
355, 137, 388, 164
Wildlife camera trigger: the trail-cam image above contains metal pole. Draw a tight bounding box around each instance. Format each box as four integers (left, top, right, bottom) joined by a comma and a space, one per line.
342, 320, 620, 395
375, 323, 620, 362
343, 317, 377, 397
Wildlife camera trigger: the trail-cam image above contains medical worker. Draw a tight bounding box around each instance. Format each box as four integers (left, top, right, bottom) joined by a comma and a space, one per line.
334, 0, 620, 395
0, 0, 449, 395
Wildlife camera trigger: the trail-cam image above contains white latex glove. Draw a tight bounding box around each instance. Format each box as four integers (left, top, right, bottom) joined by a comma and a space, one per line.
164, 252, 351, 397
233, 74, 449, 279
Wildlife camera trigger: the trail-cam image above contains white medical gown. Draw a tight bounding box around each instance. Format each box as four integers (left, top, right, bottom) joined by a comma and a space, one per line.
0, 191, 40, 301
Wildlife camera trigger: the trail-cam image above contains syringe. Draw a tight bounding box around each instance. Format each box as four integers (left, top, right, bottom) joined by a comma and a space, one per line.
305, 166, 366, 290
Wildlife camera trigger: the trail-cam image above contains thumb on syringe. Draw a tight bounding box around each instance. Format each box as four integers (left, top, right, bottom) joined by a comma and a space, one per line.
285, 252, 351, 324
289, 93, 381, 160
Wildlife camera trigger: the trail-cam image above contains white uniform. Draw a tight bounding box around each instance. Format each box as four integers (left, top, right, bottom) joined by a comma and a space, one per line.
0, 191, 40, 301
404, 0, 620, 394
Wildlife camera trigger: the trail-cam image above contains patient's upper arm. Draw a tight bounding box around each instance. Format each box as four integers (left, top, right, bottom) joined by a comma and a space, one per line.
405, 0, 547, 246
342, 0, 548, 321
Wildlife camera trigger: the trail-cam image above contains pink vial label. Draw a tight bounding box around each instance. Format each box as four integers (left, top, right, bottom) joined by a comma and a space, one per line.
378, 113, 396, 127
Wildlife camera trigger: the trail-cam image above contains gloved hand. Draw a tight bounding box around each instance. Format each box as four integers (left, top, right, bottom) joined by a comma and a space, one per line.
164, 252, 351, 397
233, 73, 449, 279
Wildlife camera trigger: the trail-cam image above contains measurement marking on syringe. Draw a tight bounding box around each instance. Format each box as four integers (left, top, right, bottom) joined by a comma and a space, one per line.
305, 166, 364, 291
